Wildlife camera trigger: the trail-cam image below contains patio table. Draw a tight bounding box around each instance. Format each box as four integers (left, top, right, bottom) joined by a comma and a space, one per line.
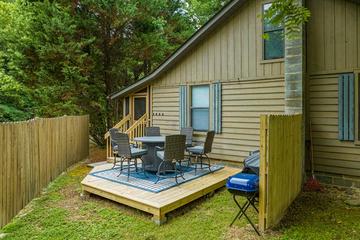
134, 136, 166, 172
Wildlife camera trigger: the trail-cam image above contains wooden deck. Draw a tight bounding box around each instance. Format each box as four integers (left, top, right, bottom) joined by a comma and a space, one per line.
81, 163, 240, 224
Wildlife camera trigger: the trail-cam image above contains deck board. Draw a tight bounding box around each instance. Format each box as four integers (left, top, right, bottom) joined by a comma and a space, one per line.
81, 163, 240, 224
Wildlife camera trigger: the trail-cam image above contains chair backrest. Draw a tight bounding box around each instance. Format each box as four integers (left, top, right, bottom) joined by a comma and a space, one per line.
110, 129, 131, 158
109, 128, 120, 148
203, 131, 215, 154
163, 135, 186, 162
180, 127, 193, 146
145, 127, 160, 136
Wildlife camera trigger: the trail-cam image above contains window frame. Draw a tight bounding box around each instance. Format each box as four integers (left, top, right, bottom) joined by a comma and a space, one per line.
262, 2, 285, 61
190, 84, 210, 132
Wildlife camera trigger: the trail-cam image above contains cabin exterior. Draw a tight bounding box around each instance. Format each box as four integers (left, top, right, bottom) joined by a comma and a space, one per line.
108, 0, 360, 187
306, 0, 360, 185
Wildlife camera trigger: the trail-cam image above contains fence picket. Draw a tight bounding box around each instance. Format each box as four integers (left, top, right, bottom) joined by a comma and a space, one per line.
0, 116, 89, 228
259, 114, 303, 231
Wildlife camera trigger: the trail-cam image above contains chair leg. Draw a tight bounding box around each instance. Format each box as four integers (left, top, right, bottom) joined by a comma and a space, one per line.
175, 170, 179, 185
135, 158, 138, 172
141, 157, 148, 178
112, 154, 117, 169
127, 158, 131, 181
155, 161, 164, 184
117, 159, 124, 177
194, 155, 198, 175
120, 157, 123, 171
178, 161, 185, 180
205, 154, 212, 172
187, 152, 192, 167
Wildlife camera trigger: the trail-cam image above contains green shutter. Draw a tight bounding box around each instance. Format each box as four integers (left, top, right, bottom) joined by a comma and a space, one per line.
338, 73, 355, 141
212, 82, 222, 133
179, 86, 187, 129
349, 73, 355, 141
338, 75, 344, 140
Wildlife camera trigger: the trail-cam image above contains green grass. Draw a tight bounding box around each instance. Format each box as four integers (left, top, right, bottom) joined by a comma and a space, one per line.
0, 163, 359, 240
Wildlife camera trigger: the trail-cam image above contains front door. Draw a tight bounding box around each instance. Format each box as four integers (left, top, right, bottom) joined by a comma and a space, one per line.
133, 96, 147, 120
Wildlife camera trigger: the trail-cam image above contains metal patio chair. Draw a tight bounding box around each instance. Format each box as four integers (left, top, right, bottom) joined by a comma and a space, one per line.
144, 127, 161, 136
180, 127, 194, 148
180, 127, 193, 165
187, 131, 215, 175
155, 135, 186, 184
109, 128, 148, 181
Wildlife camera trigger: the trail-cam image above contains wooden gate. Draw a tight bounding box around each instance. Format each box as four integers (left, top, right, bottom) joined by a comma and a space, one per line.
259, 114, 303, 231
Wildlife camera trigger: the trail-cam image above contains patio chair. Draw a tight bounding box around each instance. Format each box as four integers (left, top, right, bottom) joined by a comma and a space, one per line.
109, 128, 123, 168
144, 127, 160, 136
110, 129, 148, 181
187, 131, 215, 175
180, 127, 193, 165
154, 135, 186, 184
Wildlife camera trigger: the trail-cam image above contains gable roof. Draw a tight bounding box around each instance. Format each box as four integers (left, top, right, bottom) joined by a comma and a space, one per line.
110, 0, 247, 100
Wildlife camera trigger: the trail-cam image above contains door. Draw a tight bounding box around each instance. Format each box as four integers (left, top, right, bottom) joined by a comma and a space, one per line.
133, 96, 147, 120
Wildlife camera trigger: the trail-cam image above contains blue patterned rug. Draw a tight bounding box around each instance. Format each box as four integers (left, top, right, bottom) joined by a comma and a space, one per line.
90, 164, 224, 193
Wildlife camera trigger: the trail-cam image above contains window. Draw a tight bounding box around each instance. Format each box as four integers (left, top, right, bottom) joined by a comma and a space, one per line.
263, 3, 284, 60
191, 85, 209, 131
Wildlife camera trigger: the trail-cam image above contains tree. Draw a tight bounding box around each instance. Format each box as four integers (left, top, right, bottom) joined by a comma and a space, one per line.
263, 0, 311, 39
72, 0, 196, 144
187, 0, 230, 27
0, 0, 226, 145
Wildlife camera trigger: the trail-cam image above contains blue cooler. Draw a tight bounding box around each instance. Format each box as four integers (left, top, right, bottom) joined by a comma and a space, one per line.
226, 173, 259, 193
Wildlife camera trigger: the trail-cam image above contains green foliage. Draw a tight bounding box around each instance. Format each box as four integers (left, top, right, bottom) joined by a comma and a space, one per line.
0, 0, 226, 145
263, 0, 311, 39
0, 72, 33, 121
187, 0, 230, 27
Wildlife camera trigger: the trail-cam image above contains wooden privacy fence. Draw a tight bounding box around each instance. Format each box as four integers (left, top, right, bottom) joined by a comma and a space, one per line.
259, 114, 303, 231
0, 115, 89, 228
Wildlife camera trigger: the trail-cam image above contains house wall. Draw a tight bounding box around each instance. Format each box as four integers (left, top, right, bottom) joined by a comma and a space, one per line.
151, 0, 286, 162
306, 0, 360, 177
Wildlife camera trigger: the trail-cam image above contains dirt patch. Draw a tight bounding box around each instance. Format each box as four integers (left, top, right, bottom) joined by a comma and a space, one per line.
56, 185, 85, 220
88, 144, 106, 163
224, 225, 261, 240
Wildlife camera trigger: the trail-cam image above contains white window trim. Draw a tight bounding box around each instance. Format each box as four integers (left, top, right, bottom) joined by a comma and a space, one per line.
190, 84, 210, 132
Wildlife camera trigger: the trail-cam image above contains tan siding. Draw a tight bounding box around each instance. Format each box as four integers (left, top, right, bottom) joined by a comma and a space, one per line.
149, 0, 287, 164
307, 0, 360, 74
308, 74, 360, 177
152, 87, 179, 135
307, 0, 360, 177
154, 0, 284, 87
152, 79, 284, 163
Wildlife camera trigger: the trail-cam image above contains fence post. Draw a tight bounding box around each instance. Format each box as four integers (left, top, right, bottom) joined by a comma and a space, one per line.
259, 115, 269, 232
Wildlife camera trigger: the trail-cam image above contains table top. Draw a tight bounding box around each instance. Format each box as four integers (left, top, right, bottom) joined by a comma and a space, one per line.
134, 136, 166, 143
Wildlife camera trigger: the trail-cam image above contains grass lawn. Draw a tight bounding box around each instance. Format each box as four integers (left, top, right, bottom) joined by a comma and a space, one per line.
0, 148, 359, 240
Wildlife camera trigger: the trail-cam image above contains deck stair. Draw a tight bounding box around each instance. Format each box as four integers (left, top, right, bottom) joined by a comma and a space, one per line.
105, 114, 149, 160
